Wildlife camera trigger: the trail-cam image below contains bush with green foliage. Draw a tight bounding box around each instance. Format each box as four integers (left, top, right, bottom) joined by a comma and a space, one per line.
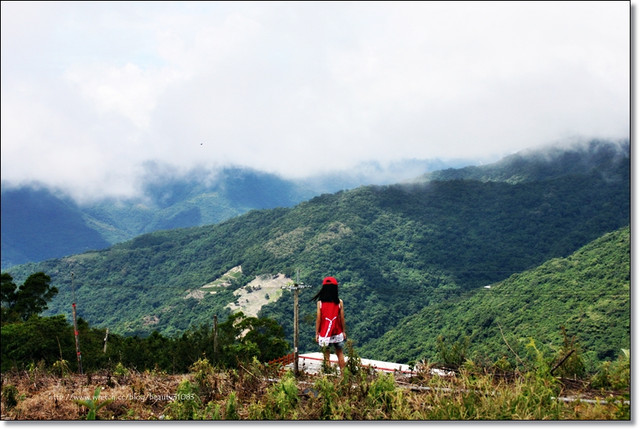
1, 272, 58, 322
163, 380, 202, 420
590, 349, 630, 391
74, 387, 113, 420
250, 371, 299, 420
1, 384, 19, 411
436, 335, 470, 368
1, 307, 290, 374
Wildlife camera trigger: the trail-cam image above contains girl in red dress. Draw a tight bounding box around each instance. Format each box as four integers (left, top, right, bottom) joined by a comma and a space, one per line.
312, 276, 347, 370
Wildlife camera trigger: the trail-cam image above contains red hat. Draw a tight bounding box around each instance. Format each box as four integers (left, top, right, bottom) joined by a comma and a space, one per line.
322, 276, 338, 286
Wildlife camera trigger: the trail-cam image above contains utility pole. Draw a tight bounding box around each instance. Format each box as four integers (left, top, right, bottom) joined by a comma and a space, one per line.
282, 269, 312, 375
213, 315, 219, 364
70, 272, 83, 374
103, 328, 109, 354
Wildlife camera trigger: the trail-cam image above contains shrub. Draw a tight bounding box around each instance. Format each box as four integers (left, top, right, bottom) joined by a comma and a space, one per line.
366, 372, 397, 417
344, 340, 364, 377
552, 327, 586, 379
51, 359, 70, 378
252, 371, 299, 420
190, 357, 216, 402
314, 375, 337, 419
163, 380, 202, 420
113, 362, 130, 377
224, 392, 239, 420
74, 387, 113, 420
203, 401, 222, 420
2, 384, 19, 410
591, 349, 630, 391
436, 335, 470, 368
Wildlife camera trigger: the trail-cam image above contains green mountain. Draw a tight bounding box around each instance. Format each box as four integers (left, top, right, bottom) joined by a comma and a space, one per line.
0, 187, 111, 267
3, 140, 629, 364
419, 138, 629, 184
82, 166, 319, 243
0, 167, 317, 268
361, 226, 630, 369
2, 159, 472, 269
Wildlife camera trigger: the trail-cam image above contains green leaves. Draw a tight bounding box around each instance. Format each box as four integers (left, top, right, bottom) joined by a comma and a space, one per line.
2, 310, 290, 375
74, 387, 113, 420
1, 272, 58, 323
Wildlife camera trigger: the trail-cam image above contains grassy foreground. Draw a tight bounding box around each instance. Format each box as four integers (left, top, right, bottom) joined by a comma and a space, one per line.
0, 355, 629, 421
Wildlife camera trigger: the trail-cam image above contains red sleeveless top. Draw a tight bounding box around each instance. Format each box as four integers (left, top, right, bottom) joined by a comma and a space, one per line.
318, 301, 343, 338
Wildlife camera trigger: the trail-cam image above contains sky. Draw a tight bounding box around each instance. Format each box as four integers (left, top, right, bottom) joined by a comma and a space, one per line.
1, 1, 630, 202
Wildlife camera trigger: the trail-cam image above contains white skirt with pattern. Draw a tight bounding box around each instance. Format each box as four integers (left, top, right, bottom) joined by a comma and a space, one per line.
318, 332, 345, 347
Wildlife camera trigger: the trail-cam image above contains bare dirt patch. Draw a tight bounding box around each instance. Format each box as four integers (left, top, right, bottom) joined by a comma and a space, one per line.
226, 273, 291, 317
201, 266, 243, 292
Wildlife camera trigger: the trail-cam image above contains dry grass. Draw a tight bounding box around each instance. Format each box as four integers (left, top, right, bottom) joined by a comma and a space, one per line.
1, 369, 185, 420
1, 362, 629, 421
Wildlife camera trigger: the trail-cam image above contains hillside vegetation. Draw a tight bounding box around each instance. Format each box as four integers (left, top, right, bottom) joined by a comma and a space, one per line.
361, 226, 630, 370
419, 139, 628, 184
1, 159, 463, 269
3, 140, 629, 366
0, 167, 316, 268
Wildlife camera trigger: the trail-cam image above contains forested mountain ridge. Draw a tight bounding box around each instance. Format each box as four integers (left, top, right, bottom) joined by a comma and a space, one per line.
418, 138, 629, 184
4, 140, 629, 365
1, 167, 316, 269
2, 139, 626, 269
361, 226, 630, 370
0, 188, 111, 268
1, 159, 472, 269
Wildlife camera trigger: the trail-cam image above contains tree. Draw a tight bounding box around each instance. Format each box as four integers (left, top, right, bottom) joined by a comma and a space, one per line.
240, 315, 290, 362
216, 312, 290, 367
1, 272, 58, 323
1, 315, 73, 371
1, 273, 18, 322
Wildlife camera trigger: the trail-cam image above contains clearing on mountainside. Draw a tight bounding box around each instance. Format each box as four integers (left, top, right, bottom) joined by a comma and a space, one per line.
226, 272, 290, 317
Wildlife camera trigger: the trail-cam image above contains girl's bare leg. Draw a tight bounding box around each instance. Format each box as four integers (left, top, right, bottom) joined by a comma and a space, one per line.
336, 348, 345, 370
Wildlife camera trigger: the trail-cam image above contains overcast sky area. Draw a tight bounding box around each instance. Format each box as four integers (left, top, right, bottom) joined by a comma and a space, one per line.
1, 1, 630, 202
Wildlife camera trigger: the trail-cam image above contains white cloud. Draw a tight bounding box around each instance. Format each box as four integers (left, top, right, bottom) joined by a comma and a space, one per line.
1, 1, 630, 200
64, 62, 169, 129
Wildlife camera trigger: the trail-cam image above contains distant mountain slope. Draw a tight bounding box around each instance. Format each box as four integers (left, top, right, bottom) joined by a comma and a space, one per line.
0, 187, 110, 268
3, 140, 626, 269
82, 167, 319, 242
360, 226, 630, 368
418, 139, 629, 184
0, 167, 320, 269
5, 142, 629, 358
1, 159, 472, 269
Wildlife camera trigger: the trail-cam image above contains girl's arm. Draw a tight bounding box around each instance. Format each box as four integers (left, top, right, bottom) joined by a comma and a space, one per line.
340, 299, 347, 340
315, 301, 322, 342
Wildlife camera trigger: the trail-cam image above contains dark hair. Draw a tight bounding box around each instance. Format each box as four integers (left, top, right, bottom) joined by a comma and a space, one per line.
311, 283, 339, 304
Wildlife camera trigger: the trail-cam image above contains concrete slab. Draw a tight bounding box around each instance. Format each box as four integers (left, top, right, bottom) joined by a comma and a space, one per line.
290, 352, 416, 375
